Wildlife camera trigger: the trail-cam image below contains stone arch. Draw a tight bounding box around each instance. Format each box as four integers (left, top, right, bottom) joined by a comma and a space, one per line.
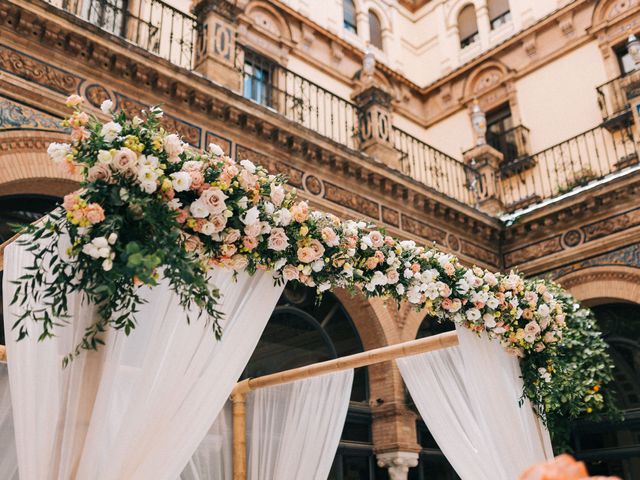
244, 1, 292, 43
463, 60, 510, 99
556, 265, 640, 306
592, 0, 640, 28
0, 130, 80, 197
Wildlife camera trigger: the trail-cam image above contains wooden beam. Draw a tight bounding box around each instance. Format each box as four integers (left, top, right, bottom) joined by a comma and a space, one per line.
230, 330, 459, 480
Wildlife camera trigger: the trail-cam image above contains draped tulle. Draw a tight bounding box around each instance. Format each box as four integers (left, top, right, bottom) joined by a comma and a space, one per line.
3, 240, 285, 480
397, 326, 553, 480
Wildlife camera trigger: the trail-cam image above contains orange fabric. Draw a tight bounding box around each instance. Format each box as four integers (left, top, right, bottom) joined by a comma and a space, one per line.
518, 454, 620, 480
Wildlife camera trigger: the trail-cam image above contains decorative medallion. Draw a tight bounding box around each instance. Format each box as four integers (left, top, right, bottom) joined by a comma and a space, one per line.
304, 174, 323, 196
561, 229, 583, 249
84, 84, 112, 109
447, 233, 461, 252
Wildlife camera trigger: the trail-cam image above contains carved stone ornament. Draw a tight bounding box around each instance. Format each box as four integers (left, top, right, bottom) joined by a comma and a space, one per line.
377, 451, 419, 480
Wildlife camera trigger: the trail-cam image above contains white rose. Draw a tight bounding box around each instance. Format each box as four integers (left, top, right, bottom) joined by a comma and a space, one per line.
97, 149, 113, 164
270, 184, 285, 206
275, 208, 292, 226
209, 143, 224, 156
100, 99, 113, 114
483, 313, 497, 328
242, 206, 260, 225
164, 133, 183, 161
47, 142, 71, 164
240, 159, 256, 173
140, 180, 157, 194
170, 172, 192, 192
396, 284, 405, 295
101, 121, 122, 143
465, 308, 481, 321
102, 258, 113, 271
318, 282, 331, 292
190, 199, 209, 218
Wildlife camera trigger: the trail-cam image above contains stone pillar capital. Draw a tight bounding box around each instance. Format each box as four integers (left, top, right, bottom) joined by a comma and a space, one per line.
376, 451, 419, 480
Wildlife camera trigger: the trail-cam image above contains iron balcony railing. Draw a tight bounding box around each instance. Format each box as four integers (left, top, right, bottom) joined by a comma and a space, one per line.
46, 0, 197, 69
487, 125, 530, 165
499, 124, 638, 211
393, 128, 480, 206
596, 70, 640, 127
238, 46, 360, 150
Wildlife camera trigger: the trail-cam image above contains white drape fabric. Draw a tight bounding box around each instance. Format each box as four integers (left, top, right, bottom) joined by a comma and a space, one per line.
180, 371, 353, 480
247, 370, 353, 480
0, 363, 18, 480
180, 403, 233, 480
3, 240, 285, 480
397, 326, 553, 480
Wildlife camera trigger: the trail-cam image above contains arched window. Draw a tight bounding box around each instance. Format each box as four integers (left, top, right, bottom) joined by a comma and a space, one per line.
343, 0, 358, 34
488, 0, 511, 29
458, 4, 479, 49
368, 10, 383, 50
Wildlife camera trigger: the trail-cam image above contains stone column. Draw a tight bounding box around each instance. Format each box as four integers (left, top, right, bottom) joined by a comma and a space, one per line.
191, 0, 243, 93
463, 144, 505, 214
476, 3, 491, 49
377, 451, 419, 480
353, 83, 402, 171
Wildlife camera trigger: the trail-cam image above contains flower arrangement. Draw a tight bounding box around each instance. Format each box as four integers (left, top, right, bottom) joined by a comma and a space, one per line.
9, 96, 616, 439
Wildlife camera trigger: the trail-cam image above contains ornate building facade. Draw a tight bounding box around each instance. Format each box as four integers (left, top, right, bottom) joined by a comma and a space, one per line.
0, 0, 639, 478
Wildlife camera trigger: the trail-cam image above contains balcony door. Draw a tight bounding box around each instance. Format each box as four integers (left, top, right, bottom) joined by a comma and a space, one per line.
486, 103, 518, 163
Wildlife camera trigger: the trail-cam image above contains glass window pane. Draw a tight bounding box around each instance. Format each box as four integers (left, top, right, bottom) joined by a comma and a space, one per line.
369, 11, 383, 50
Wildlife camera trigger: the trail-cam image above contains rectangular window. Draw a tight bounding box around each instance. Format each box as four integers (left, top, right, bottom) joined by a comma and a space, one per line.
486, 104, 519, 163
489, 0, 511, 30
243, 51, 276, 108
615, 45, 636, 76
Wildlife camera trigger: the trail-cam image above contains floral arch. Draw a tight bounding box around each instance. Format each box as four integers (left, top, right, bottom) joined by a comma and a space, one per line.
5, 96, 619, 448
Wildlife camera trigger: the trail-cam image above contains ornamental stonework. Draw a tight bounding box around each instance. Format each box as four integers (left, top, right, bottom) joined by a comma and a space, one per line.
401, 215, 447, 246
504, 236, 563, 268
0, 96, 66, 132
323, 182, 380, 219
582, 207, 640, 242
236, 144, 304, 187
0, 44, 82, 95
460, 240, 500, 269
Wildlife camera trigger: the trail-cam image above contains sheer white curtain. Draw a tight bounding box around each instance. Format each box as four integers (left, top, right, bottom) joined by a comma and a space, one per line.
3, 240, 285, 480
0, 363, 18, 480
247, 370, 353, 480
181, 371, 353, 480
397, 326, 553, 480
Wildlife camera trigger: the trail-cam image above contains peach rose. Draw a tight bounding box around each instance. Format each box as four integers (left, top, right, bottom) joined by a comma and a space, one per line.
365, 257, 379, 269
268, 228, 289, 252
282, 265, 299, 281
175, 209, 189, 224
87, 163, 112, 183
308, 239, 325, 260
368, 230, 384, 248
65, 94, 83, 107
244, 222, 262, 238
112, 147, 138, 173
189, 171, 204, 190
270, 184, 285, 206
85, 203, 105, 224
184, 235, 203, 253
238, 169, 258, 190
71, 127, 90, 142
291, 201, 309, 223
200, 188, 228, 214
297, 246, 316, 263
223, 229, 241, 244
226, 254, 249, 270
321, 227, 339, 247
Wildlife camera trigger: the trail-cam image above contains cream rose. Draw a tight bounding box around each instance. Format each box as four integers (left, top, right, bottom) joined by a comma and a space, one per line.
282, 265, 300, 281
112, 147, 137, 173
270, 184, 285, 206
164, 133, 183, 162
87, 163, 112, 183
321, 227, 340, 247
268, 228, 289, 251
200, 188, 228, 214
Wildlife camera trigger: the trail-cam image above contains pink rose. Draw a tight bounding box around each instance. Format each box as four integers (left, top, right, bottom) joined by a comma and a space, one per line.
243, 236, 258, 251
209, 214, 227, 232
189, 171, 204, 190
225, 254, 248, 271
63, 192, 79, 211
282, 265, 299, 281
199, 188, 228, 214
112, 147, 138, 173
297, 246, 316, 263
270, 184, 285, 206
87, 163, 112, 183
321, 227, 339, 247
84, 203, 105, 224
223, 229, 241, 244
291, 202, 309, 223
175, 209, 188, 224
244, 222, 262, 238
524, 321, 541, 337
368, 231, 384, 248
184, 235, 203, 253
268, 228, 289, 252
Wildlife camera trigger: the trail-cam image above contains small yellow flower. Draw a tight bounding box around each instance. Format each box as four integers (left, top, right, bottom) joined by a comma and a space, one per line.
161, 178, 172, 192
186, 218, 196, 229
300, 225, 309, 236
586, 407, 593, 413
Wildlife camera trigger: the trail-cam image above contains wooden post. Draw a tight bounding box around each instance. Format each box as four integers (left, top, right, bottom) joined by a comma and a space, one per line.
231, 390, 248, 480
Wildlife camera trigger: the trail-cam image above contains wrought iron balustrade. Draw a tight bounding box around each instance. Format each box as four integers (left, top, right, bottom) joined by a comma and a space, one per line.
499, 124, 638, 211
487, 125, 530, 166
238, 46, 360, 150
596, 70, 640, 128
45, 0, 197, 69
393, 128, 480, 206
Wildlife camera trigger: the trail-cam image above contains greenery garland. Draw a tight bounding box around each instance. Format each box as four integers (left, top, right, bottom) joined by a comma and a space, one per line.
7, 95, 617, 441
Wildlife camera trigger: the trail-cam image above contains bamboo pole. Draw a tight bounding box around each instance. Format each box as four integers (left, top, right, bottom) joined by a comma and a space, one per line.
230, 330, 459, 480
